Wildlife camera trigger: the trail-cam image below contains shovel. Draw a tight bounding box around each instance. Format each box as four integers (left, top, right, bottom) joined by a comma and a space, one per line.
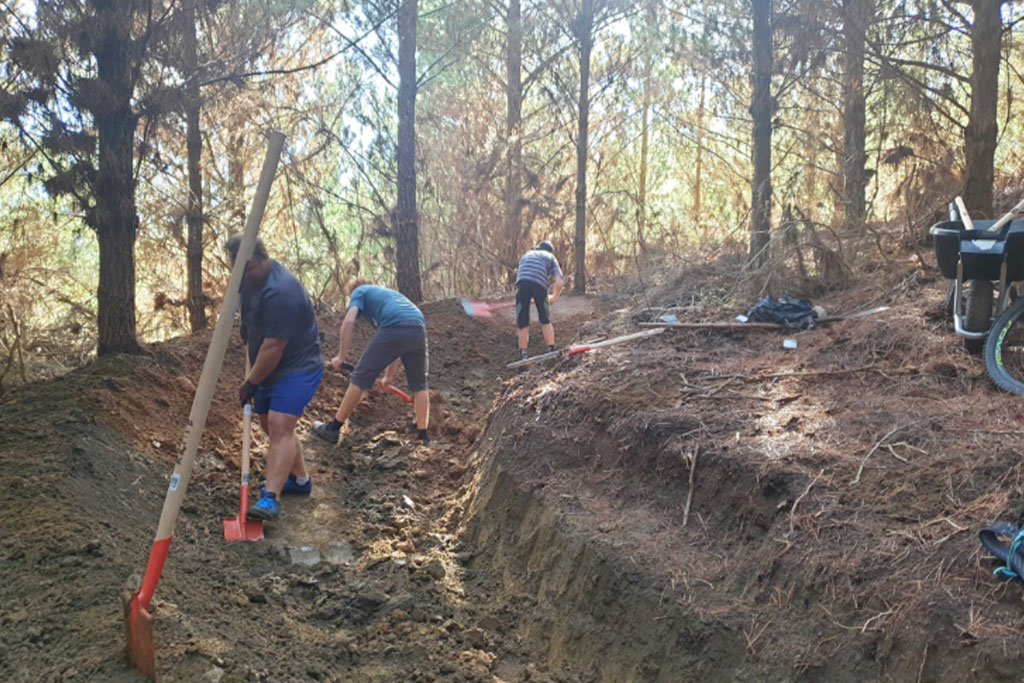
506, 329, 664, 368
334, 360, 413, 402
224, 351, 263, 542
376, 380, 414, 403
461, 298, 515, 318
124, 131, 285, 679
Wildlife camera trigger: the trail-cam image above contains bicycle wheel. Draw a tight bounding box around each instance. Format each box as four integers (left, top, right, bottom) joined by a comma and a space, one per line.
985, 298, 1024, 394
964, 280, 993, 354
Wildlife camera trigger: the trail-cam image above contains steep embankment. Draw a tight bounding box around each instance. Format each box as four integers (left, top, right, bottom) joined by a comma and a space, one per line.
461, 263, 1024, 682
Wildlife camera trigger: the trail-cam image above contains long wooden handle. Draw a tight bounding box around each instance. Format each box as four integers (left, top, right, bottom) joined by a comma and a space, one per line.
990, 195, 1024, 233
569, 328, 664, 354
955, 196, 975, 231
240, 349, 253, 502
135, 131, 285, 609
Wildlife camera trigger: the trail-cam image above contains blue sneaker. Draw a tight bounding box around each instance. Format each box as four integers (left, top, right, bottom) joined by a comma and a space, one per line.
247, 493, 280, 521
262, 474, 312, 497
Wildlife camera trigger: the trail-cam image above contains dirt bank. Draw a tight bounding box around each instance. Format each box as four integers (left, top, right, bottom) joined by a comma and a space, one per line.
5, 260, 1024, 682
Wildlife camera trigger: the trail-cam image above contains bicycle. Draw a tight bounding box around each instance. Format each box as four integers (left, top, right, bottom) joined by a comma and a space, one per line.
931, 195, 1024, 392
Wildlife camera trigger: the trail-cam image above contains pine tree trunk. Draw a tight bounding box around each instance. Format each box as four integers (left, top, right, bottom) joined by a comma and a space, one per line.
748, 0, 773, 269
504, 0, 524, 284
841, 0, 870, 232
184, 0, 207, 332
637, 25, 652, 252
228, 125, 246, 226
574, 0, 594, 293
396, 0, 423, 302
694, 73, 706, 240
963, 0, 1002, 218
93, 0, 141, 355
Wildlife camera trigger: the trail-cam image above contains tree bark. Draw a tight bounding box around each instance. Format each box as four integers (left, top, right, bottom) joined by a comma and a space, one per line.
637, 15, 652, 252
963, 0, 1003, 218
228, 125, 246, 226
504, 0, 524, 284
574, 0, 594, 293
748, 0, 773, 269
695, 72, 706, 240
841, 0, 870, 232
184, 0, 207, 332
93, 0, 141, 355
395, 0, 422, 302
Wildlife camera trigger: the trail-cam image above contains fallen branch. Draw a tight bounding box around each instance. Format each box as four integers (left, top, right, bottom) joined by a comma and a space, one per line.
682, 449, 698, 527
639, 321, 786, 330
790, 467, 826, 535
752, 365, 882, 381
852, 425, 902, 485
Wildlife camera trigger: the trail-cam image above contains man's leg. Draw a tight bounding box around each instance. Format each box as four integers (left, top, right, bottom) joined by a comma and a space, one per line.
413, 390, 429, 433
334, 383, 366, 423
536, 287, 555, 351
542, 323, 555, 348
515, 285, 531, 359
313, 328, 395, 444
264, 411, 302, 497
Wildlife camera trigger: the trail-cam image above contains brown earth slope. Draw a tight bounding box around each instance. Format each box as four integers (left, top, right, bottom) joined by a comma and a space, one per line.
4, 259, 1024, 682
0, 294, 605, 682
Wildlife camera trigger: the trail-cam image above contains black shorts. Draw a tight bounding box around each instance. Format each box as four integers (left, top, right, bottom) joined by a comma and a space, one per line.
350, 324, 429, 392
516, 280, 550, 328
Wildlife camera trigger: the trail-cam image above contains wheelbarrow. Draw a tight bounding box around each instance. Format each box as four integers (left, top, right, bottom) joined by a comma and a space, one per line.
930, 198, 1024, 354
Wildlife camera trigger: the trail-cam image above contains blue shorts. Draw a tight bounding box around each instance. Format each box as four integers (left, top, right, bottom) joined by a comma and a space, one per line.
253, 365, 323, 416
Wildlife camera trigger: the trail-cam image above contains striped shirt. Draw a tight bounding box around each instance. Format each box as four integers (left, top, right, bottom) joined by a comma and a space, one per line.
516, 249, 562, 289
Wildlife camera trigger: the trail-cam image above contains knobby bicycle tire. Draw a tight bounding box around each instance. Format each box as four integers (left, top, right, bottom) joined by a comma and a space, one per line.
985, 298, 1024, 394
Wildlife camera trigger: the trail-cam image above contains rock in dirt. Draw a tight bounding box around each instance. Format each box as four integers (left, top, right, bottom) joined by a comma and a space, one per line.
204, 666, 225, 682
422, 559, 446, 581
356, 588, 389, 608
476, 615, 503, 633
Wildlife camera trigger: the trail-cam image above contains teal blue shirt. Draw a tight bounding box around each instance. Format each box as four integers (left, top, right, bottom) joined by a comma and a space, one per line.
348, 285, 424, 328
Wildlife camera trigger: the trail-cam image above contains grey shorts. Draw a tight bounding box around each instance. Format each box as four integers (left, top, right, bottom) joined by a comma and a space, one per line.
351, 324, 429, 392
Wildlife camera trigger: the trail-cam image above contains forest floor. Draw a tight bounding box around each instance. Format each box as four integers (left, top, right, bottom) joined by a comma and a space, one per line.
4, 251, 1024, 682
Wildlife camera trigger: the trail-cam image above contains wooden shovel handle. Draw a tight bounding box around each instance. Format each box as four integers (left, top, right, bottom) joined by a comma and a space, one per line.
136, 131, 285, 609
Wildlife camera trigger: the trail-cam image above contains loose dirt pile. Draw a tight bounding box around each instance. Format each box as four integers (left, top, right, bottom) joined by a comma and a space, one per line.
4, 257, 1024, 682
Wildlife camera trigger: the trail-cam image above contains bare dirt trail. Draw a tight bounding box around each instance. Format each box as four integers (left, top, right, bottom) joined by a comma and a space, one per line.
9, 256, 1024, 683
0, 293, 606, 682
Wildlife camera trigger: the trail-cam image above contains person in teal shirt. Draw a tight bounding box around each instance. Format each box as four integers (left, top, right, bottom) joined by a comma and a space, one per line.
312, 281, 430, 445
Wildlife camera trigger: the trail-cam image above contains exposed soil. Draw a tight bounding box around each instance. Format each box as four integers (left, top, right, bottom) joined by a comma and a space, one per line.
5, 258, 1024, 682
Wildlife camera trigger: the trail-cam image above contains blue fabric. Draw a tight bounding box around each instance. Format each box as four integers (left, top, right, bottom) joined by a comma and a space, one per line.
252, 365, 323, 416
241, 260, 323, 385
516, 249, 562, 289
348, 285, 424, 328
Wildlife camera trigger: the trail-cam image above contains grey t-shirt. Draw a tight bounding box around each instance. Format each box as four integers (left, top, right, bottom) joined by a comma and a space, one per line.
240, 260, 323, 385
516, 249, 562, 289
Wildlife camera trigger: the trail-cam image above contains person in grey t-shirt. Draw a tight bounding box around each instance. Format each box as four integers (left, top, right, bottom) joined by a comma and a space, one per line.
515, 240, 564, 361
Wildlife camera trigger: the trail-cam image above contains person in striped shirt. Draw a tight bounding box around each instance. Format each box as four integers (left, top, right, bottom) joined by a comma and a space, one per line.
515, 241, 565, 361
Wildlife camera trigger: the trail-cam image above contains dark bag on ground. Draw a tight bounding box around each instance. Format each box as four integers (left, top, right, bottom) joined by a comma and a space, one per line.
746, 294, 819, 329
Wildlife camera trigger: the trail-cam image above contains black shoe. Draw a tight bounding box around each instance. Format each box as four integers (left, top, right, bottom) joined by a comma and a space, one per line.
311, 420, 340, 444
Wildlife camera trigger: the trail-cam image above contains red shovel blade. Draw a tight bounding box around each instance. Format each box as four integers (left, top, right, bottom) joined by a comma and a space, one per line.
224, 484, 263, 542
461, 299, 515, 318
376, 380, 414, 403
123, 590, 156, 678
461, 299, 493, 317
223, 515, 264, 542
